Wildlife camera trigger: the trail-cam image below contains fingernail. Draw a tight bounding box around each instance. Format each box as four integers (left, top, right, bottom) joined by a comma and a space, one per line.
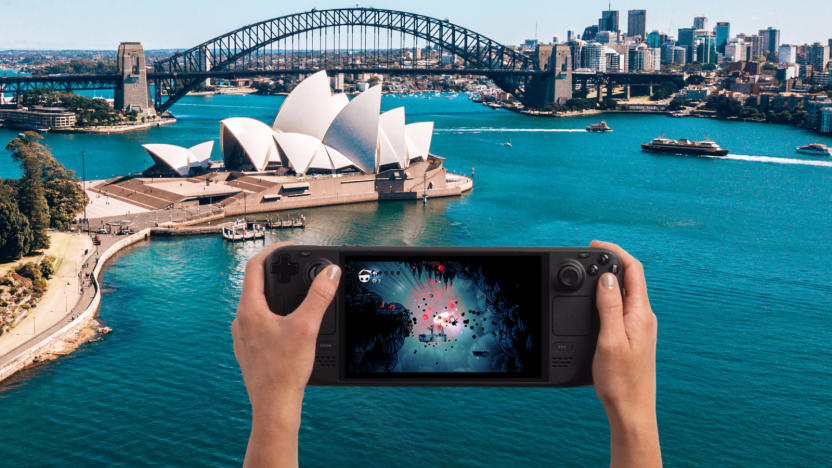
601, 274, 616, 290
327, 265, 341, 281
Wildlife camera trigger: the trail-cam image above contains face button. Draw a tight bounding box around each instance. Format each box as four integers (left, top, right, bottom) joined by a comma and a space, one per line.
598, 253, 611, 265
587, 264, 599, 276
610, 264, 620, 274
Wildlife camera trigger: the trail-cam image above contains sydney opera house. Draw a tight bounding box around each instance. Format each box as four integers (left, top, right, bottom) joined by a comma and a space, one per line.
90, 72, 472, 217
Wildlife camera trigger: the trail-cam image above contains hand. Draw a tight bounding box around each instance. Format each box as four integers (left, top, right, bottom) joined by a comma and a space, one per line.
232, 242, 341, 468
590, 240, 661, 468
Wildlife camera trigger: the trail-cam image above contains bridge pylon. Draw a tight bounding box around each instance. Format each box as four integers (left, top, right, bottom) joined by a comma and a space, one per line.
523, 44, 573, 108
114, 42, 154, 115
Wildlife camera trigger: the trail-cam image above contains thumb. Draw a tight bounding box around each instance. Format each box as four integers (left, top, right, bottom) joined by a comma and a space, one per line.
596, 273, 626, 346
294, 265, 341, 326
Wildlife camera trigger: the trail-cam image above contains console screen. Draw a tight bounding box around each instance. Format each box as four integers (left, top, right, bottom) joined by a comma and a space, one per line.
343, 256, 542, 378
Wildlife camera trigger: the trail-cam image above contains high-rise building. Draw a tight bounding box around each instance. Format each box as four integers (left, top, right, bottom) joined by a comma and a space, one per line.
586, 43, 608, 72
693, 16, 708, 30
807, 43, 830, 71
599, 9, 620, 33
778, 44, 797, 64
647, 31, 668, 49
725, 38, 747, 62
582, 25, 599, 41
759, 27, 780, 55
715, 22, 730, 54
696, 33, 717, 65
567, 30, 576, 42
627, 10, 647, 38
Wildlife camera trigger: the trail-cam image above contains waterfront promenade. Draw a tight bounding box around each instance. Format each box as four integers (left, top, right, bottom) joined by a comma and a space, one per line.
0, 230, 148, 383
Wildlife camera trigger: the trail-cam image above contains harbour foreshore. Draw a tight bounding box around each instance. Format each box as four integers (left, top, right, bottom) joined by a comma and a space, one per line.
0, 229, 150, 384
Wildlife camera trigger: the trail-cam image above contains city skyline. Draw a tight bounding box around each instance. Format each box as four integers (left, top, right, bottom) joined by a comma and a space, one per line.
0, 0, 829, 50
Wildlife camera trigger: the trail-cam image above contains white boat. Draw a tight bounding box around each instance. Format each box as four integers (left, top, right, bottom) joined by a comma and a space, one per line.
796, 143, 832, 156
222, 220, 265, 241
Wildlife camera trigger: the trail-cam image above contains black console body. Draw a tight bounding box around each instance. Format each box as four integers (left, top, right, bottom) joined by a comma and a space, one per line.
264, 246, 622, 387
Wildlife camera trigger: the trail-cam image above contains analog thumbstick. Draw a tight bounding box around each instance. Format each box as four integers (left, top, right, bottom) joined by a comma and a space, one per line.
305, 259, 334, 284
557, 261, 585, 291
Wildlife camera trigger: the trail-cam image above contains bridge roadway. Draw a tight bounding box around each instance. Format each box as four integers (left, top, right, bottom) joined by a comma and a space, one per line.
0, 68, 682, 93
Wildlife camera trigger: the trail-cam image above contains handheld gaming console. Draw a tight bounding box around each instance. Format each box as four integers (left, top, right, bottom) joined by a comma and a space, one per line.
264, 246, 622, 387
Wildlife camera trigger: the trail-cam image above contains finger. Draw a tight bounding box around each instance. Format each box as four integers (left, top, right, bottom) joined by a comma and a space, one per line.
590, 240, 649, 306
596, 273, 627, 346
239, 241, 293, 312
293, 265, 341, 329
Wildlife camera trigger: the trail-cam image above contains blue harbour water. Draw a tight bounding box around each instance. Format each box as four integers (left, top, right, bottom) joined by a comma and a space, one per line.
1, 93, 831, 466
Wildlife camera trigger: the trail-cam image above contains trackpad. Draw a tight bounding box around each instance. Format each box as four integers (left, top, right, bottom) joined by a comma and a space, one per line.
552, 297, 592, 336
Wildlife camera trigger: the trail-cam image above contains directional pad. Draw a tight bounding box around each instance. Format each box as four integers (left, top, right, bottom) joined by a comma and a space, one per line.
271, 254, 300, 283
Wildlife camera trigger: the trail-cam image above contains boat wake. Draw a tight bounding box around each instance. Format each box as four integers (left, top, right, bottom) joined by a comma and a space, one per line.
436, 128, 586, 133
725, 154, 832, 168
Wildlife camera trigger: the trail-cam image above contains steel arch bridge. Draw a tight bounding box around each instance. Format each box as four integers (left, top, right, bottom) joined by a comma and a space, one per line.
150, 7, 543, 112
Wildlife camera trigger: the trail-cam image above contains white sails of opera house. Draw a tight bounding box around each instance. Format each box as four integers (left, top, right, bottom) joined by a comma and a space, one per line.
219, 71, 436, 175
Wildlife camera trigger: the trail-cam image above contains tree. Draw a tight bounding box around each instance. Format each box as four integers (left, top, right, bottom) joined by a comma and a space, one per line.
45, 178, 87, 230
685, 75, 705, 85
16, 156, 50, 253
705, 95, 742, 118
668, 97, 690, 111
6, 132, 87, 230
6, 132, 76, 181
0, 182, 32, 262
739, 107, 761, 119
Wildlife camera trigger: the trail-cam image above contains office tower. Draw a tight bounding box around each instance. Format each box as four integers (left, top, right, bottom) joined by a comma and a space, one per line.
715, 22, 730, 54
696, 33, 717, 65
567, 30, 575, 42
627, 10, 647, 38
647, 31, 668, 49
599, 9, 620, 32
693, 16, 707, 30
759, 27, 780, 55
778, 44, 796, 64
807, 43, 830, 71
582, 25, 599, 41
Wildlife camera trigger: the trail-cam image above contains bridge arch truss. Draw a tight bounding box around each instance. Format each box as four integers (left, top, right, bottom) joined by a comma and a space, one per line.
152, 8, 541, 112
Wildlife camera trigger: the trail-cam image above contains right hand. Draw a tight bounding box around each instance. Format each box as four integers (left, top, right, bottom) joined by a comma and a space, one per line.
590, 241, 661, 467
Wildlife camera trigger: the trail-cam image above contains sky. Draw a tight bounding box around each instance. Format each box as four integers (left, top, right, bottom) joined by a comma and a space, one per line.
0, 0, 830, 50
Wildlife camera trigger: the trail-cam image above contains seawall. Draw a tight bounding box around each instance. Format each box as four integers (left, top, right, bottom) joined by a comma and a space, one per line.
0, 229, 151, 383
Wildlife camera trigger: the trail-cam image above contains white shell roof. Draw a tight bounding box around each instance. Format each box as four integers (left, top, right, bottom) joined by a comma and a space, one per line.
405, 122, 434, 161
323, 85, 382, 174
188, 141, 214, 167
379, 107, 407, 168
220, 117, 279, 171
272, 71, 349, 140
273, 132, 321, 175
142, 141, 213, 177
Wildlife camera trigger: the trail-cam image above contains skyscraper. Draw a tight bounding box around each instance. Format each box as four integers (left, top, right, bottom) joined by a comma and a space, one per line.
807, 43, 830, 71
715, 22, 730, 54
599, 9, 620, 33
695, 32, 717, 65
693, 16, 708, 30
627, 10, 647, 38
759, 27, 780, 55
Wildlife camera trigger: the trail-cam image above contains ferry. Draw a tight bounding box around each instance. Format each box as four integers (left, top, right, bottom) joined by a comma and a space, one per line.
795, 143, 832, 156
641, 136, 728, 157
586, 121, 612, 132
